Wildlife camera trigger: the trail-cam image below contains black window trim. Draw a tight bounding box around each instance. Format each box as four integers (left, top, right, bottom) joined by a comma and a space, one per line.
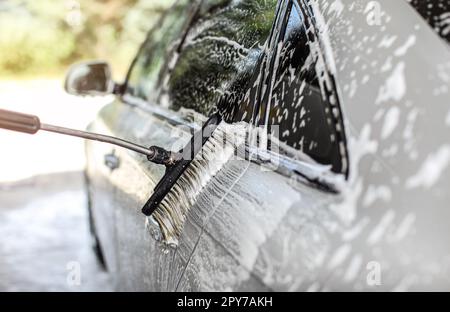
256, 0, 350, 179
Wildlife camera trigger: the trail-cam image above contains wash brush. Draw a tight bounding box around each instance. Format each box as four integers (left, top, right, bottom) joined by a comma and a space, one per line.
0, 108, 225, 245
141, 113, 234, 246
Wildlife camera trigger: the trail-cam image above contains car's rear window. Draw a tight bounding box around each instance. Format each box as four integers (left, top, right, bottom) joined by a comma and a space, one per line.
407, 0, 450, 44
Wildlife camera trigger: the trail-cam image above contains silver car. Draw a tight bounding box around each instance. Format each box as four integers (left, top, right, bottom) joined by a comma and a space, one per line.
66, 0, 450, 291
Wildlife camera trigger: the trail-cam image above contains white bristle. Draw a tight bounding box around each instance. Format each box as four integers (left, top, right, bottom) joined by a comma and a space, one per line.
152, 122, 247, 247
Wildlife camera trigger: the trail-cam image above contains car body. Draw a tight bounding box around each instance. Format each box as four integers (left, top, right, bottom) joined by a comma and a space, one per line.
82, 0, 450, 291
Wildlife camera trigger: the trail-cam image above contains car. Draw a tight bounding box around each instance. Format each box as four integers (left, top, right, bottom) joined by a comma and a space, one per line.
64, 0, 450, 291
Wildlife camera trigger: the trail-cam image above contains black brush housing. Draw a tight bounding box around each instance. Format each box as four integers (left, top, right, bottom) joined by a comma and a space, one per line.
141, 113, 222, 216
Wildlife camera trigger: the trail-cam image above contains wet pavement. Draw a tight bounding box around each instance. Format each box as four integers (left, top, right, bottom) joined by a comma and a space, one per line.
0, 172, 112, 291
0, 80, 113, 291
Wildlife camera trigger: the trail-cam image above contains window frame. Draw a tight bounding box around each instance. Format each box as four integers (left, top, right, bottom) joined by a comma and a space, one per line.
255, 0, 349, 178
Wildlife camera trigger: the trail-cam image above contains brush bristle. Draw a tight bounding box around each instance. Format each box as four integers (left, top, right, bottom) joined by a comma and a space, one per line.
152, 122, 247, 246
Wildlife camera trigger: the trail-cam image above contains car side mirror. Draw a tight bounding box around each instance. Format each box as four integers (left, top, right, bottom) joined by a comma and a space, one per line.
64, 61, 116, 96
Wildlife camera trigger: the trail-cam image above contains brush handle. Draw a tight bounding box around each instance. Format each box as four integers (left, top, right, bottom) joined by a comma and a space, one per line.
0, 109, 41, 134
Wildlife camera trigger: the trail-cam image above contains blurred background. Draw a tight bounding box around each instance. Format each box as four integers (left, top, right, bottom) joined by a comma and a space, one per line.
0, 0, 174, 291
0, 0, 172, 78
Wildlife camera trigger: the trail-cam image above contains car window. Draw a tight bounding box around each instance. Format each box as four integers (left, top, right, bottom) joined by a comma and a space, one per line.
156, 0, 279, 118
126, 0, 194, 101
260, 2, 347, 175
407, 0, 450, 44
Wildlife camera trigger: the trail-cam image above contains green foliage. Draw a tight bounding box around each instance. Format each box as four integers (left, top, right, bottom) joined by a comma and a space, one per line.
0, 0, 174, 78
0, 1, 73, 75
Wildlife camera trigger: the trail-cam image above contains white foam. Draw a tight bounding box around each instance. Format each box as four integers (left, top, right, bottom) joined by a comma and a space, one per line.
344, 254, 363, 282
367, 210, 395, 245
394, 35, 416, 57
330, 125, 378, 224
376, 62, 406, 104
391, 213, 416, 242
381, 106, 400, 139
327, 244, 352, 269
362, 185, 392, 207
406, 145, 450, 189
153, 122, 247, 246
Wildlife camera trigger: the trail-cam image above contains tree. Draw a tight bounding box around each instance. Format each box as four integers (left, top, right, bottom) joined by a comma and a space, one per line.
0, 0, 176, 77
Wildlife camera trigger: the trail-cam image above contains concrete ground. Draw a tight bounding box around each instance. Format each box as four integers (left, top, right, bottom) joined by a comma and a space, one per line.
0, 172, 112, 291
0, 80, 113, 291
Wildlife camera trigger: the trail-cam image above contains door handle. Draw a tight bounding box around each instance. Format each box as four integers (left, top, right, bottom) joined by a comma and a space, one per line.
104, 152, 120, 171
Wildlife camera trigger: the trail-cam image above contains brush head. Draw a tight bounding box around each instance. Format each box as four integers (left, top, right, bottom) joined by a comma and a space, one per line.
142, 114, 221, 217
143, 118, 248, 246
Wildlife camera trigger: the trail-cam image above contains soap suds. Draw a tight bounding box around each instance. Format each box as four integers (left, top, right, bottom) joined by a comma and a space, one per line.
330, 125, 378, 224
344, 254, 363, 282
363, 185, 392, 207
394, 35, 416, 56
367, 210, 395, 245
327, 244, 352, 269
381, 106, 400, 139
391, 213, 416, 242
376, 62, 406, 104
406, 145, 450, 189
153, 122, 247, 246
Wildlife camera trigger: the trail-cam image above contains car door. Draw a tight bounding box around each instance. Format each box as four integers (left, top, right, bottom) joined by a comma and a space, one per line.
90, 0, 348, 291
168, 0, 350, 291
103, 0, 282, 291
